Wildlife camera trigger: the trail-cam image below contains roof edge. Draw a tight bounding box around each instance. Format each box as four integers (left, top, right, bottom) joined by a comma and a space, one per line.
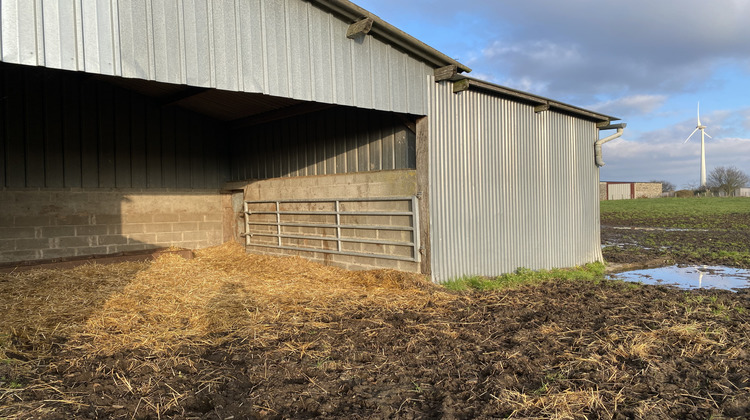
453, 76, 619, 123
311, 0, 472, 73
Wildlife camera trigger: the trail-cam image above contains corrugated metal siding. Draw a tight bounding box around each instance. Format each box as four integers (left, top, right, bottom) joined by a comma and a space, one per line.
428, 80, 603, 282
229, 107, 416, 181
0, 0, 433, 115
0, 62, 228, 189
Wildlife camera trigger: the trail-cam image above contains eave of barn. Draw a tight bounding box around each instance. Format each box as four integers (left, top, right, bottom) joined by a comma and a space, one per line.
0, 0, 467, 116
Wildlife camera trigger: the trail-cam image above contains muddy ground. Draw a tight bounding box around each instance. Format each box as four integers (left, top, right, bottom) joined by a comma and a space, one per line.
2, 239, 750, 419
601, 213, 750, 268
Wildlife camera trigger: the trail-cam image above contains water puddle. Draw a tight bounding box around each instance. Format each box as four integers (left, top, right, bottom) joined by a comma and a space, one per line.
606, 226, 709, 232
609, 265, 750, 292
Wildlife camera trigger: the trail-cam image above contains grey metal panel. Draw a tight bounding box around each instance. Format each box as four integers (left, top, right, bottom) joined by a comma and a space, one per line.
428, 80, 603, 282
286, 0, 312, 101
118, 0, 152, 80
1, 0, 433, 115
210, 0, 239, 92
0, 62, 228, 189
307, 5, 333, 104
388, 49, 408, 113
79, 0, 117, 75
151, 0, 183, 84
1, 0, 36, 65
261, 0, 289, 98
237, 0, 264, 92
182, 0, 211, 87
41, 0, 79, 70
229, 106, 416, 180
330, 15, 354, 107
370, 41, 391, 111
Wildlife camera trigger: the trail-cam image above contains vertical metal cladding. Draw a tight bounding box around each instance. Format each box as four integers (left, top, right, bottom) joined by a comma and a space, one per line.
0, 62, 229, 190
228, 107, 417, 181
428, 80, 603, 282
0, 0, 432, 115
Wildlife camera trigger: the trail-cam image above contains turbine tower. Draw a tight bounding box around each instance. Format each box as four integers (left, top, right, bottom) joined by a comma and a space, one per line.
683, 102, 712, 188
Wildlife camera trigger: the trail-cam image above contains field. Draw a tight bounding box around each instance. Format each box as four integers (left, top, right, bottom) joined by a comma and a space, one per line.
1, 198, 749, 419
601, 197, 750, 268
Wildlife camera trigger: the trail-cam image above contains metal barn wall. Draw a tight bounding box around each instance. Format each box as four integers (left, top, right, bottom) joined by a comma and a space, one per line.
0, 0, 432, 115
229, 107, 416, 181
428, 81, 603, 282
0, 62, 228, 189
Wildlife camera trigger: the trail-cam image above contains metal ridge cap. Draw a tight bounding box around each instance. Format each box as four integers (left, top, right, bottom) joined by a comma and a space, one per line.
454, 76, 619, 122
311, 0, 472, 73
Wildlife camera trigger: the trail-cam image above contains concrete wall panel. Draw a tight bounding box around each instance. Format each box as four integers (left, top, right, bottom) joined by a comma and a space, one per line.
0, 189, 224, 264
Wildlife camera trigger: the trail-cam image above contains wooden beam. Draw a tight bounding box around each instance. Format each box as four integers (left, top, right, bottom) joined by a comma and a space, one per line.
434, 65, 458, 82
415, 116, 431, 276
397, 114, 416, 134
534, 103, 550, 113
346, 17, 373, 39
452, 78, 470, 93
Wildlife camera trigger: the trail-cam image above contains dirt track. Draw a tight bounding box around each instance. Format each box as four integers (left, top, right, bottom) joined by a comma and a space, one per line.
2, 244, 750, 419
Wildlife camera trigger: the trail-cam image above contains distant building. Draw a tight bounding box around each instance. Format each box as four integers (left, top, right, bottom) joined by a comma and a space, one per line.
600, 182, 662, 200
735, 188, 750, 197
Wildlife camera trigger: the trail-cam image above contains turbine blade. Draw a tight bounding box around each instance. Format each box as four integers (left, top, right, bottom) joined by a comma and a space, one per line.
684, 128, 699, 143
704, 131, 712, 138
697, 102, 701, 126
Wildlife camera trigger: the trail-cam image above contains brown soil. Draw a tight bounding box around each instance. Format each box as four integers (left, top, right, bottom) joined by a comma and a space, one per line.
2, 243, 750, 419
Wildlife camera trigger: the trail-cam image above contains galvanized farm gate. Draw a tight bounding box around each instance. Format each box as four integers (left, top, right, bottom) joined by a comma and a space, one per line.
243, 197, 420, 263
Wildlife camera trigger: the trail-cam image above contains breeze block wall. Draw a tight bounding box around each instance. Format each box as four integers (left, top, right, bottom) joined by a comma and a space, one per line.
243, 170, 421, 273
0, 189, 224, 264
634, 183, 662, 199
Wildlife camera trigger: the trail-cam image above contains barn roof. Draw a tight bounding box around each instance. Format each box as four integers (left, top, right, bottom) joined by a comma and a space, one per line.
449, 76, 619, 124
312, 0, 472, 73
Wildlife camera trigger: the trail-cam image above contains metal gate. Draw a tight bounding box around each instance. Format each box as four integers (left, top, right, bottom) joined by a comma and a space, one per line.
243, 197, 420, 262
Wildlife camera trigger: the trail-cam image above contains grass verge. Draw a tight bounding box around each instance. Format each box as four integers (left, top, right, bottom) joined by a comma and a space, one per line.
441, 262, 607, 291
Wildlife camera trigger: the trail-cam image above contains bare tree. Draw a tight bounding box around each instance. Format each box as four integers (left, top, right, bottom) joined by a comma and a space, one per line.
650, 180, 675, 193
706, 166, 750, 196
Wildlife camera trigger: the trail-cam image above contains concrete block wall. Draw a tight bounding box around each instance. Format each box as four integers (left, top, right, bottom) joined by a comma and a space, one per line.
634, 183, 662, 199
0, 189, 224, 264
243, 170, 421, 273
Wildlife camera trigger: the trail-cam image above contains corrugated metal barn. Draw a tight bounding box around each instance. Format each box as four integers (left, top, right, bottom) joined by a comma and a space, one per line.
0, 0, 620, 281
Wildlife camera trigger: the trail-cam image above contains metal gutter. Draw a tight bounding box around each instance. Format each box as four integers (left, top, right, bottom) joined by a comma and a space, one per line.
595, 123, 626, 167
311, 0, 472, 73
451, 76, 619, 124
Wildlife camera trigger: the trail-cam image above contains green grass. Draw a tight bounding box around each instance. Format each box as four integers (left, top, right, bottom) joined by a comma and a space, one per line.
442, 262, 606, 291
601, 197, 750, 267
600, 197, 750, 229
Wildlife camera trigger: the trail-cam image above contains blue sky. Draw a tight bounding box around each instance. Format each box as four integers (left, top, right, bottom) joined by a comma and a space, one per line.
356, 0, 750, 189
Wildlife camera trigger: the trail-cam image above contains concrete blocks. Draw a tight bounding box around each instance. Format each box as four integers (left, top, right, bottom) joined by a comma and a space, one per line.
0, 189, 225, 264
242, 170, 421, 273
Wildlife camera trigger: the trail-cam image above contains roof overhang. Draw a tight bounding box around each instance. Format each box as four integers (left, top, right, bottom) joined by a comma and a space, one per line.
312, 0, 472, 73
451, 76, 619, 124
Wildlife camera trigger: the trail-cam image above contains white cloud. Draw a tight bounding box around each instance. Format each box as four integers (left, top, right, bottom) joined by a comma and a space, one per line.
588, 95, 668, 117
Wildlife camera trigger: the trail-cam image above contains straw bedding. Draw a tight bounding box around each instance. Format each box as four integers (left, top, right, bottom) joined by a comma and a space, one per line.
2, 242, 750, 419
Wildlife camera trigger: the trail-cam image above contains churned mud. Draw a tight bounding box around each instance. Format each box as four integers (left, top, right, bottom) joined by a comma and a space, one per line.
2, 243, 750, 419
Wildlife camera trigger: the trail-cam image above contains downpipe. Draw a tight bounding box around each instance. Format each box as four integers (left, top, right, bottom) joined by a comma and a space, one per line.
595, 123, 627, 167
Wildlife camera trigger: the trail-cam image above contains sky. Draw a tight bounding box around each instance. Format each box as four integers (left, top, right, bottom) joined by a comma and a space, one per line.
355, 0, 750, 189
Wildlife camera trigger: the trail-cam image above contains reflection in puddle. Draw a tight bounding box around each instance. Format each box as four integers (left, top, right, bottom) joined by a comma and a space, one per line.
609, 265, 750, 292
606, 226, 710, 232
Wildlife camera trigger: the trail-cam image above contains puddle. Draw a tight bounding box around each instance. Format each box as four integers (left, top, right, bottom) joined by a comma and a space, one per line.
609, 265, 750, 292
606, 226, 710, 232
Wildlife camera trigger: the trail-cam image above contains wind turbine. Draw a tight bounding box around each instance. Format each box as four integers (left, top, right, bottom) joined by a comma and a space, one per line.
683, 102, 712, 188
